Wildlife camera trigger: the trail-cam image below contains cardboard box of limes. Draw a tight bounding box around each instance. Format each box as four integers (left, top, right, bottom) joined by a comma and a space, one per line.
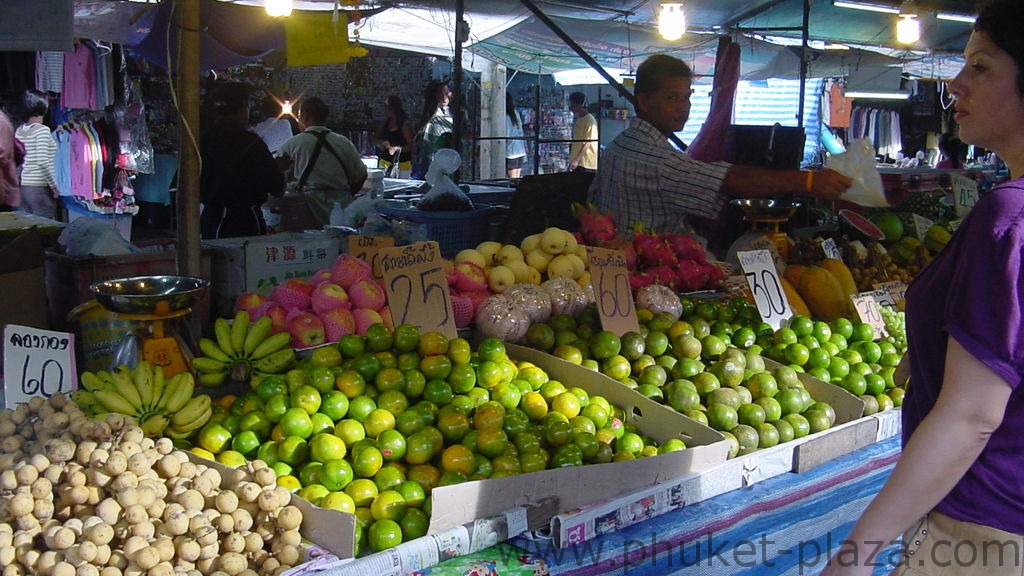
418, 344, 732, 531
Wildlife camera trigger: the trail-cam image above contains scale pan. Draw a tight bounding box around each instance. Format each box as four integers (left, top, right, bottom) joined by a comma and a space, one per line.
90, 275, 209, 315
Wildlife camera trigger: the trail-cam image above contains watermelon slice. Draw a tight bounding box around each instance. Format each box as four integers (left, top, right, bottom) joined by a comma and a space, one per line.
839, 209, 885, 241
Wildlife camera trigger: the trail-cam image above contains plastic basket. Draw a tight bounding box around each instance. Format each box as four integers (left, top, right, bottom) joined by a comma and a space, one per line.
376, 203, 496, 257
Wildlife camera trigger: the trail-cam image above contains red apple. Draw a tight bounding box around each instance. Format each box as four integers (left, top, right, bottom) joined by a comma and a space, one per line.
311, 282, 351, 314
234, 292, 268, 314
453, 261, 489, 292
286, 310, 326, 348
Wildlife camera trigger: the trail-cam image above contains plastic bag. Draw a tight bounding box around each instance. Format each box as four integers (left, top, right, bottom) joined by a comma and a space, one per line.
58, 217, 139, 257
417, 148, 472, 212
114, 79, 154, 174
826, 138, 888, 207
337, 194, 380, 228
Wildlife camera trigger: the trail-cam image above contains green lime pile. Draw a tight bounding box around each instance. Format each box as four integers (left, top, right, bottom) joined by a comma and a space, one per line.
186, 325, 675, 556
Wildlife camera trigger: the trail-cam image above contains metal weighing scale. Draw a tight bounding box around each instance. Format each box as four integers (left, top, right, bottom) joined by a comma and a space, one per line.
727, 198, 802, 262
88, 275, 209, 377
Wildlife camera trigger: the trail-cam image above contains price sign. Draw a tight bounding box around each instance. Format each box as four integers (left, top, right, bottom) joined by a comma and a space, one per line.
3, 325, 77, 409
736, 250, 792, 330
820, 238, 841, 260
586, 246, 640, 335
348, 235, 395, 280
378, 242, 457, 339
873, 280, 907, 309
850, 292, 888, 339
911, 214, 934, 242
952, 174, 979, 218
948, 218, 962, 232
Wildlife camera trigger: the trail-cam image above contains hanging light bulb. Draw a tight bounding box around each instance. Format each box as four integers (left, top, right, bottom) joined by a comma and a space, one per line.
280, 99, 293, 116
659, 2, 686, 41
896, 1, 920, 44
265, 0, 292, 17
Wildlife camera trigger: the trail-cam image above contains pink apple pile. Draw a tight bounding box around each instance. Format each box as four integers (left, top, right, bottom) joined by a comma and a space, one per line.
233, 253, 392, 348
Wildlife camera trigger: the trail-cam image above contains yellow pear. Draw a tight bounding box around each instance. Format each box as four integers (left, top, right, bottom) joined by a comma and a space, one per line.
520, 233, 541, 254
564, 232, 579, 255
487, 265, 516, 293
547, 254, 576, 279
528, 267, 542, 284
476, 241, 503, 266
505, 260, 533, 284
566, 253, 586, 278
540, 227, 568, 255
525, 248, 554, 273
454, 248, 487, 269
496, 244, 525, 266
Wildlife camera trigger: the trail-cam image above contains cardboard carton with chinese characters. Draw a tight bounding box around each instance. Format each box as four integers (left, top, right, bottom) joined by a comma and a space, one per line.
203, 232, 342, 318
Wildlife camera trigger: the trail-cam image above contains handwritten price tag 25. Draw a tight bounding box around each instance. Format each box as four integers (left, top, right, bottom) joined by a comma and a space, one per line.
586, 246, 640, 336
850, 292, 888, 339
348, 235, 395, 280
736, 250, 792, 330
379, 242, 457, 339
3, 325, 77, 409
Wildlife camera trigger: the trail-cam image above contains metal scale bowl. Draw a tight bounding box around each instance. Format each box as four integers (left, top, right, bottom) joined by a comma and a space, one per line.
729, 198, 802, 261
90, 276, 209, 375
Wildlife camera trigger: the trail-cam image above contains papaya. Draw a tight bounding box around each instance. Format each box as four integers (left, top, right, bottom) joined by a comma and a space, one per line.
781, 277, 812, 318
797, 265, 852, 321
819, 258, 857, 299
783, 264, 807, 287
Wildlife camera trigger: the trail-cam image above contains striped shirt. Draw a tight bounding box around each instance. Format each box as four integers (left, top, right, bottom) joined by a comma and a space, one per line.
589, 117, 730, 235
15, 123, 58, 191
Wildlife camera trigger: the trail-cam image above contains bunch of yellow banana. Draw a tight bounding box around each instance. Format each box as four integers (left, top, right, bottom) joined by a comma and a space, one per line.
192, 310, 296, 387
72, 361, 212, 439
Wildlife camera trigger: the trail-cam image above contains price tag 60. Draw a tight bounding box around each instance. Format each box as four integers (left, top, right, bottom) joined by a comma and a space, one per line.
850, 292, 888, 339
379, 242, 457, 339
3, 325, 77, 409
820, 238, 841, 260
348, 235, 395, 280
736, 250, 792, 330
586, 246, 640, 335
952, 174, 979, 218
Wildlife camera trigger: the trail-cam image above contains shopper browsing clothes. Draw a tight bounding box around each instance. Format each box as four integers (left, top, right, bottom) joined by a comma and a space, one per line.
279, 97, 367, 227
199, 82, 285, 239
0, 107, 19, 211
505, 93, 527, 178
15, 90, 59, 218
822, 1, 1024, 574
588, 54, 851, 236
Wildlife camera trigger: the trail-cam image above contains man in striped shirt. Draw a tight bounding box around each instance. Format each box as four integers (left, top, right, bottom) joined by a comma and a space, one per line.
590, 54, 852, 237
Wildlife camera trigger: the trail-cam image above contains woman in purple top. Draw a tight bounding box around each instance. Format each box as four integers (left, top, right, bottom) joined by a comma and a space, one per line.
824, 1, 1024, 574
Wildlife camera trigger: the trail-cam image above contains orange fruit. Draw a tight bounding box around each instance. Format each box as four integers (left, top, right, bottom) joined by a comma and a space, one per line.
370, 490, 407, 521
440, 445, 476, 475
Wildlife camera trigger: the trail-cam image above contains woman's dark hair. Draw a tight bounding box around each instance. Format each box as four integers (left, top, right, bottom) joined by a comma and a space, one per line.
210, 82, 251, 116
939, 132, 965, 168
975, 0, 1024, 95
420, 80, 449, 127
22, 89, 48, 118
386, 95, 407, 125
634, 54, 693, 96
506, 93, 519, 127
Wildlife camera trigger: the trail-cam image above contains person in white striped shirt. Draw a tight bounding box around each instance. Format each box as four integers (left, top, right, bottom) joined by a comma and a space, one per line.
15, 90, 59, 219
590, 54, 852, 238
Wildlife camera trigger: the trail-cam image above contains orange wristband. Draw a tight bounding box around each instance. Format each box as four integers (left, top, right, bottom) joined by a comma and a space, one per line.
805, 171, 814, 194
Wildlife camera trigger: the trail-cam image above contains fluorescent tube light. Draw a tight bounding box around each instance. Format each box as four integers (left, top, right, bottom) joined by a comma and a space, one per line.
833, 0, 899, 15
936, 12, 976, 23
844, 91, 911, 100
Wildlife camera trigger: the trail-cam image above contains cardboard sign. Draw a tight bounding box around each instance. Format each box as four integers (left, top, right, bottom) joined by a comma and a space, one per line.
850, 292, 888, 339
348, 235, 395, 280
736, 250, 792, 330
873, 280, 907, 308
952, 174, 979, 218
911, 214, 934, 242
747, 235, 785, 275
3, 325, 77, 409
820, 238, 841, 260
378, 242, 457, 339
586, 247, 640, 336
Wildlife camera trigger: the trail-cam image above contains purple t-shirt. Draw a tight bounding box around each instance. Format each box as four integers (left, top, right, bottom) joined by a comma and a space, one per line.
903, 178, 1024, 534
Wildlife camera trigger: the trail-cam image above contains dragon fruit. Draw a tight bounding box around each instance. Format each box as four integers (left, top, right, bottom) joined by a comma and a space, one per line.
629, 270, 655, 291
645, 265, 678, 291
665, 233, 708, 263
634, 230, 677, 268
675, 260, 711, 292
572, 202, 618, 245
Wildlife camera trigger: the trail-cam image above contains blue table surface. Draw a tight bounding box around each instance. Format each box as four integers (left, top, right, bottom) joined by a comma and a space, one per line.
502, 436, 902, 576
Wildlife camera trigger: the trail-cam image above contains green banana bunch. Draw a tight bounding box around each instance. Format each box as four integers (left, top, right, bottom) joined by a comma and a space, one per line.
191, 311, 295, 387
72, 363, 211, 440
